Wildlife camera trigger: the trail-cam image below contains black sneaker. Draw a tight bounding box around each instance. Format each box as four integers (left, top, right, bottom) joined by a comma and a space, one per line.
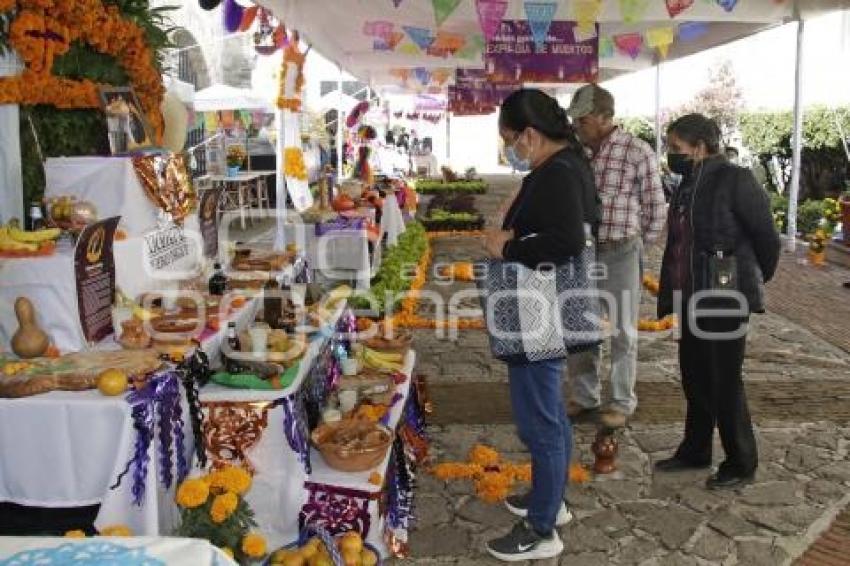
504, 492, 573, 526
485, 520, 564, 562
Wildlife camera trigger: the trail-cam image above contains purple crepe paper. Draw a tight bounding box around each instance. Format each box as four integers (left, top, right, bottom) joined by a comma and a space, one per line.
314, 216, 366, 236
282, 393, 312, 474
111, 371, 185, 505
223, 0, 244, 33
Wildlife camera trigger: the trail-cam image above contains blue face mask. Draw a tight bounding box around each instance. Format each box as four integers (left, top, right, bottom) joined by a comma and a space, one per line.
505, 140, 531, 172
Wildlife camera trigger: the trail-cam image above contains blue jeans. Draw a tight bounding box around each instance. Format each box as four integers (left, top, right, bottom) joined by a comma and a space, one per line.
508, 358, 572, 535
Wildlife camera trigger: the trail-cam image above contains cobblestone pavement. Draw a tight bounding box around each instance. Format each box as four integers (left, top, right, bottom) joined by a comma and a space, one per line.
393, 175, 850, 565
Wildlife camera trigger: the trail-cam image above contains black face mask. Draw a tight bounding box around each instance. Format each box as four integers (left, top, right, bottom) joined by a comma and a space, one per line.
667, 153, 693, 176
199, 0, 222, 10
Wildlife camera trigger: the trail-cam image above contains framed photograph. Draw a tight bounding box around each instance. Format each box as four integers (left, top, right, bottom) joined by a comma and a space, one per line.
98, 86, 155, 154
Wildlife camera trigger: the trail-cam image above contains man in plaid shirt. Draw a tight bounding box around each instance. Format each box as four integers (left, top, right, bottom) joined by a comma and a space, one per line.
566, 84, 667, 429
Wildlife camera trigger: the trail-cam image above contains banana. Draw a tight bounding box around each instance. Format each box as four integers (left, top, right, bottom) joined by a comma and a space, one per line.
132, 305, 156, 321
359, 347, 403, 372
7, 224, 60, 243
0, 228, 39, 252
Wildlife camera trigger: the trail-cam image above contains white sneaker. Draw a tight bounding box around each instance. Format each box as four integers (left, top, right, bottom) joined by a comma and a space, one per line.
504, 493, 574, 526
486, 520, 565, 562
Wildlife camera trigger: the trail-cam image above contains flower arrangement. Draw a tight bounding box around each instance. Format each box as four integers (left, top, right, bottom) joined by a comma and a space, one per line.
283, 147, 307, 180
808, 228, 828, 266
431, 444, 590, 503
226, 145, 247, 168
175, 466, 267, 564
0, 0, 166, 139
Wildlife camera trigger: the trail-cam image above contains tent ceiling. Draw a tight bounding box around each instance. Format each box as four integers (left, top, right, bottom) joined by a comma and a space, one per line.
258, 0, 846, 92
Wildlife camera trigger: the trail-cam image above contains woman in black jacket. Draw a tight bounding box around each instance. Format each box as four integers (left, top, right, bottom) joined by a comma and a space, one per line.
655, 114, 781, 489
483, 89, 598, 562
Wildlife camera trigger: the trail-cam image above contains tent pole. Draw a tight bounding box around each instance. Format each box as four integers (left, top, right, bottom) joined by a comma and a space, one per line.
654, 57, 662, 154
446, 112, 451, 166
336, 65, 344, 177
787, 11, 805, 252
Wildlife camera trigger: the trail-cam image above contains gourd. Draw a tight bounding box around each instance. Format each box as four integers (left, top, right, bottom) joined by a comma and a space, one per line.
11, 297, 49, 359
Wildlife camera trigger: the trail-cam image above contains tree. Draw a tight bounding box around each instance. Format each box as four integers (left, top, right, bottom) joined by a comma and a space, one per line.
740, 106, 850, 199
670, 60, 743, 145
617, 117, 656, 149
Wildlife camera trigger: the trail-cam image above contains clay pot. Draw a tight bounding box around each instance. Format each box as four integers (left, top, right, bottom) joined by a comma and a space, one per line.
11, 297, 50, 359
119, 319, 151, 350
591, 431, 619, 474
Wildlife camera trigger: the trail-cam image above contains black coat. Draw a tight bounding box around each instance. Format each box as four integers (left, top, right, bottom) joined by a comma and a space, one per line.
658, 156, 781, 317
502, 148, 598, 269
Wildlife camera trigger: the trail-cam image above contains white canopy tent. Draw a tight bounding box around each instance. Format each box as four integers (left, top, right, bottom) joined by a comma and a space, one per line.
256, 0, 848, 250
193, 83, 274, 112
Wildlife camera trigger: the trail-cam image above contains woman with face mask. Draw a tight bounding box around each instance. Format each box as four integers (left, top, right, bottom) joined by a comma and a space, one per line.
655, 114, 780, 490
483, 89, 598, 562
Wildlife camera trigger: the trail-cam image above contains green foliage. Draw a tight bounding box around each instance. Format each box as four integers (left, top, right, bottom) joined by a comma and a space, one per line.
12, 1, 178, 207
618, 117, 656, 149
350, 222, 428, 315
414, 179, 488, 194
426, 210, 479, 222
769, 193, 788, 233
175, 498, 257, 563
797, 199, 826, 236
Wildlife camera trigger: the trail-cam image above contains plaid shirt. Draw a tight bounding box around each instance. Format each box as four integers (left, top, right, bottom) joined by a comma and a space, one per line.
591, 128, 667, 244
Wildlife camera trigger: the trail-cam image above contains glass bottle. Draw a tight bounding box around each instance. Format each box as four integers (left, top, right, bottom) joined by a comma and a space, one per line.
208, 262, 227, 296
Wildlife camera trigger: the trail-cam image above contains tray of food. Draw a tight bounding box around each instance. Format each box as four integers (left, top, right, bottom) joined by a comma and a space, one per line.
0, 350, 162, 398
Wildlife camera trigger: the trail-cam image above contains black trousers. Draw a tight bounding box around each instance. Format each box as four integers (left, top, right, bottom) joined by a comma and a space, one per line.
673, 311, 758, 475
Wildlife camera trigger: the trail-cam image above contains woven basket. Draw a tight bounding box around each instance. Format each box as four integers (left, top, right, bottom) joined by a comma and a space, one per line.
311, 421, 392, 472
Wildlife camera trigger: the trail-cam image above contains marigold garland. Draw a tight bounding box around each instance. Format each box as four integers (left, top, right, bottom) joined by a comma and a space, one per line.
390, 231, 486, 330
276, 42, 305, 112
431, 444, 590, 503
241, 532, 267, 558
0, 0, 165, 139
283, 146, 308, 180
642, 274, 660, 296
638, 315, 677, 332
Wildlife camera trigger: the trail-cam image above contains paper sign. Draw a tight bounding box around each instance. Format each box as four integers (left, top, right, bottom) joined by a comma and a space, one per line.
74, 216, 120, 344
198, 187, 222, 258
486, 20, 599, 83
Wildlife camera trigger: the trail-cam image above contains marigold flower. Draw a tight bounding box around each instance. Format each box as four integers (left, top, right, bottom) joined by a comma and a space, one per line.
209, 492, 238, 524
175, 477, 210, 508
99, 524, 132, 537
208, 466, 252, 496
64, 529, 86, 538
241, 532, 267, 558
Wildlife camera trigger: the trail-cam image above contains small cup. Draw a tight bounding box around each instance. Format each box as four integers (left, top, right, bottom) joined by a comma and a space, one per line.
248, 327, 268, 359
340, 358, 359, 376
338, 389, 358, 413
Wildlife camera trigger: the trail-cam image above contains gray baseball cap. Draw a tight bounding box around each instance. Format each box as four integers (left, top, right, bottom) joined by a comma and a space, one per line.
566, 84, 615, 119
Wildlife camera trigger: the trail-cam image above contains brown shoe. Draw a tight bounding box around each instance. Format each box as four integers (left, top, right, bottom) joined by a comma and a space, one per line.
599, 408, 628, 429
567, 401, 599, 419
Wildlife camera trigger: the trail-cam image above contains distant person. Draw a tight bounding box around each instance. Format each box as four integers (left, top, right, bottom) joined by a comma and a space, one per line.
655, 114, 780, 490
385, 130, 395, 146
725, 146, 740, 165
565, 84, 667, 429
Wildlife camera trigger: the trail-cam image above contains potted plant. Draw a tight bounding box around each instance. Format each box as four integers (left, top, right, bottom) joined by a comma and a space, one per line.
839, 185, 850, 244
226, 145, 247, 177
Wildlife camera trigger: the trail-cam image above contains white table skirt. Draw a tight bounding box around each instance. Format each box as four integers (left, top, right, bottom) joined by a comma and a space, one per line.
0, 389, 193, 537
0, 536, 237, 565
45, 157, 162, 238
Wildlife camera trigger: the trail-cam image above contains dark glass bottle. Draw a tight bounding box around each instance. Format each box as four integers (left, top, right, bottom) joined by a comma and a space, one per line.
224, 322, 243, 374
208, 263, 227, 296
28, 202, 45, 231
263, 277, 282, 329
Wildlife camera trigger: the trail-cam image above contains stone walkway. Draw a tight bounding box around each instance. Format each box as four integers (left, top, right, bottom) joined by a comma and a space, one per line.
391, 175, 850, 565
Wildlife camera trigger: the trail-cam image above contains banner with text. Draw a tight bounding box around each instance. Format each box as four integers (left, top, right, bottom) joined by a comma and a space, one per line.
448, 68, 519, 115
74, 216, 120, 344
485, 20, 599, 83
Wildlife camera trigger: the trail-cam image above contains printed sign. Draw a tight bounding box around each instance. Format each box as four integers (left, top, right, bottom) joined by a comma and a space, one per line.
198, 187, 223, 259
74, 216, 120, 344
485, 20, 599, 83
144, 225, 191, 273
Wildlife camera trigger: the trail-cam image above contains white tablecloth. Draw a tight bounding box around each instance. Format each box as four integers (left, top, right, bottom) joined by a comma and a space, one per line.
0, 390, 193, 537
0, 229, 205, 354
0, 536, 237, 565
45, 157, 163, 237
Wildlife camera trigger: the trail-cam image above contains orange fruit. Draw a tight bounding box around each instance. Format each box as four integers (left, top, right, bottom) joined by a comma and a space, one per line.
97, 368, 128, 396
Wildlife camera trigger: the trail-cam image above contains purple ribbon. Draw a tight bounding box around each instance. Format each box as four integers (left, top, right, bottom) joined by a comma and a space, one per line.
315, 216, 366, 236
111, 371, 186, 506
282, 393, 312, 474
386, 437, 414, 531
